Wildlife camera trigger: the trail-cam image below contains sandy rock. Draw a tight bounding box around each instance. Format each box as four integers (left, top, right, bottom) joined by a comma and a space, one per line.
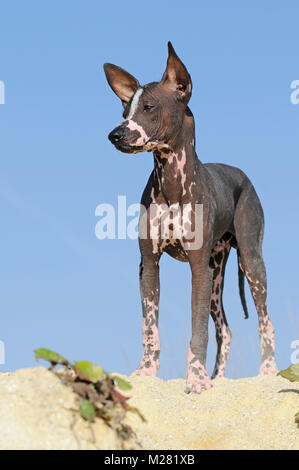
1, 367, 298, 450
0, 367, 138, 450
123, 374, 299, 450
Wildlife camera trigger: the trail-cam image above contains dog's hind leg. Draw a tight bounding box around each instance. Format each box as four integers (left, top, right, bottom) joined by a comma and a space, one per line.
209, 236, 232, 379
234, 183, 278, 375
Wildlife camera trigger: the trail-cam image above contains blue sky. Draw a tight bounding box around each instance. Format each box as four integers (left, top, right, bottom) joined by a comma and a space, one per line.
0, 1, 298, 379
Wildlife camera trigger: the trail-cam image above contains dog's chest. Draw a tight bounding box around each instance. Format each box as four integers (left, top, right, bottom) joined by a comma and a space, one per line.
146, 197, 191, 261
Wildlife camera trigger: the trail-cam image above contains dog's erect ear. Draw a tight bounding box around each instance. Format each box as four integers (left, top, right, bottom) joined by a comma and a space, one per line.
103, 63, 139, 107
160, 42, 192, 103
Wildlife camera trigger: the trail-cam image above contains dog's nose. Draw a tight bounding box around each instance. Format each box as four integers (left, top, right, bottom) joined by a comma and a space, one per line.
108, 127, 125, 144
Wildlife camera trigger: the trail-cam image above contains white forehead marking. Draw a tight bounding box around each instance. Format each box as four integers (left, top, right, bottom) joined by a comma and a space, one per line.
127, 87, 143, 119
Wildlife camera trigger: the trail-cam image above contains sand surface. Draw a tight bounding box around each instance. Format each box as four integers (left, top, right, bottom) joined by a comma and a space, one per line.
0, 367, 138, 450
124, 374, 299, 450
0, 367, 298, 450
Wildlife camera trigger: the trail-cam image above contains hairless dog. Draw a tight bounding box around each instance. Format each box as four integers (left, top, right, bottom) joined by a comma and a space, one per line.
104, 42, 278, 393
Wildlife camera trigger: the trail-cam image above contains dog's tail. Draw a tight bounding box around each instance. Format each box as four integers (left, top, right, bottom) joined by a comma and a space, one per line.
237, 249, 249, 319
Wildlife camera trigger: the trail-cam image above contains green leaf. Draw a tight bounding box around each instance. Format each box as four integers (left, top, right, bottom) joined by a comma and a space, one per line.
79, 399, 95, 422
295, 412, 299, 428
278, 364, 299, 382
113, 376, 132, 391
34, 348, 69, 366
75, 361, 104, 383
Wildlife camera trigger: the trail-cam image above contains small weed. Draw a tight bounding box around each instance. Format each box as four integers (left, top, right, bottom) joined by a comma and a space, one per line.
34, 348, 145, 441
278, 364, 299, 428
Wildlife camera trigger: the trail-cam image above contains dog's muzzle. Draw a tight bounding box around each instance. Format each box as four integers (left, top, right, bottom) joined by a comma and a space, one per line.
108, 126, 125, 145
108, 124, 145, 154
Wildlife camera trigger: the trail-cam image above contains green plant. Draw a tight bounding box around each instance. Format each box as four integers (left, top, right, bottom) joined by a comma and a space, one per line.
278, 364, 299, 428
34, 348, 145, 440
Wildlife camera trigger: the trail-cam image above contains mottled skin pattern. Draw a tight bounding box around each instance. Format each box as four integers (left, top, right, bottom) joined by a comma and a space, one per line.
131, 261, 161, 376
104, 43, 278, 393
209, 234, 233, 379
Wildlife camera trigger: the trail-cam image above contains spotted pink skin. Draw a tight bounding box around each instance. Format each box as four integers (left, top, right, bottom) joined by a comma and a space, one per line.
211, 324, 232, 379
131, 359, 159, 377
126, 120, 149, 147
209, 236, 233, 379
185, 348, 213, 394
131, 315, 160, 377
258, 316, 279, 375
245, 271, 279, 376
259, 359, 279, 375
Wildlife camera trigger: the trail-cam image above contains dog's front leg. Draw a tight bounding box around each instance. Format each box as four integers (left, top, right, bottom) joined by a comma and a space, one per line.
186, 252, 214, 394
131, 255, 160, 377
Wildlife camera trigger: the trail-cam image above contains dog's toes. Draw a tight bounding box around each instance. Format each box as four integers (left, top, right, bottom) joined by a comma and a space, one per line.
131, 362, 159, 377
184, 383, 213, 394
184, 386, 205, 395
185, 375, 213, 394
130, 370, 141, 377
185, 349, 213, 394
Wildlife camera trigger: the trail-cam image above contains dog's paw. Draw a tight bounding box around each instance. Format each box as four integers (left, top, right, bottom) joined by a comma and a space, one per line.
258, 359, 279, 376
131, 360, 159, 377
185, 348, 213, 394
185, 371, 213, 394
211, 369, 225, 380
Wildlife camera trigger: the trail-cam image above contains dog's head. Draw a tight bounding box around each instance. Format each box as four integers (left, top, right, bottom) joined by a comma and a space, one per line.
104, 42, 192, 154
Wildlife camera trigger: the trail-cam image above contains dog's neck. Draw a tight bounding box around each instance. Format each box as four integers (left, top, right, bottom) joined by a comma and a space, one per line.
153, 107, 200, 205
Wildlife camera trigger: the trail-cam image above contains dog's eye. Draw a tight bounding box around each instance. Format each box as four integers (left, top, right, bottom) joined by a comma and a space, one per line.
143, 105, 154, 112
